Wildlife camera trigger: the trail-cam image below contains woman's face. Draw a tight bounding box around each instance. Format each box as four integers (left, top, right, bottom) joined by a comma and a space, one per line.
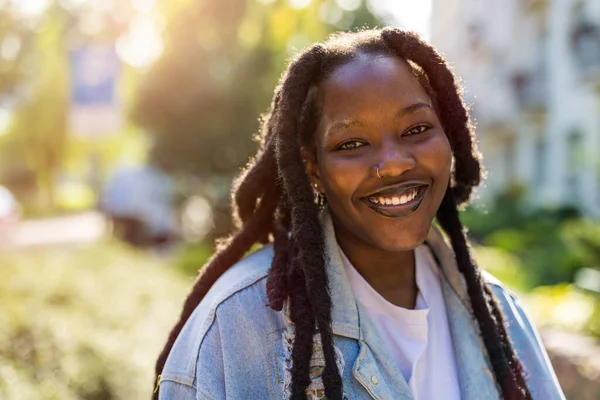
304, 55, 452, 252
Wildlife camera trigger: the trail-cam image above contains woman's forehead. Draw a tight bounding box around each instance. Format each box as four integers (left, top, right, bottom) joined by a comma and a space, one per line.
317, 55, 432, 119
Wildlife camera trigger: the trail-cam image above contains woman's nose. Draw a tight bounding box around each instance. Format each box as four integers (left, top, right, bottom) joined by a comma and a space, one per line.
374, 144, 416, 179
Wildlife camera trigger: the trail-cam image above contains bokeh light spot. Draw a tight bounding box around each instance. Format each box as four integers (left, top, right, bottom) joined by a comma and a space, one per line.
1, 35, 21, 61
287, 0, 311, 10
115, 14, 163, 68
319, 1, 343, 25
0, 109, 12, 136
335, 0, 361, 12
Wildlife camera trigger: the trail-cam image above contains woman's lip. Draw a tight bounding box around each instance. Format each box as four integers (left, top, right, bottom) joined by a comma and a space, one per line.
360, 185, 428, 218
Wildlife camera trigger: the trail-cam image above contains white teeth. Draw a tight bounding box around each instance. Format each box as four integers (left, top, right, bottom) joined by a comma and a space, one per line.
367, 187, 422, 206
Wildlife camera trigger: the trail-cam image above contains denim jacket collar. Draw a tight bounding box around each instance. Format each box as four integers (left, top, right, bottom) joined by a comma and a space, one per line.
320, 209, 500, 399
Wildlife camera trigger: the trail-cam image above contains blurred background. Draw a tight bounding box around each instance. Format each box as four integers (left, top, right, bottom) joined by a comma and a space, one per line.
0, 0, 599, 398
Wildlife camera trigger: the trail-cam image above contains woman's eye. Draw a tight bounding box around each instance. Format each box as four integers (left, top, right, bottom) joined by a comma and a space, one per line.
405, 125, 431, 136
337, 140, 366, 150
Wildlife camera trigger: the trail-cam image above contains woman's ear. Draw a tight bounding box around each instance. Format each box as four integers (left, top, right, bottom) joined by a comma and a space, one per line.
301, 147, 323, 193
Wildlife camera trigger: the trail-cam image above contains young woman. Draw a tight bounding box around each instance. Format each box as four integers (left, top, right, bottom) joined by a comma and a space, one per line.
154, 28, 565, 400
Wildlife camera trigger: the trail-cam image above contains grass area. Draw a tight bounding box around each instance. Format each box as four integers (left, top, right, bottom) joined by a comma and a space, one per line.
0, 240, 191, 400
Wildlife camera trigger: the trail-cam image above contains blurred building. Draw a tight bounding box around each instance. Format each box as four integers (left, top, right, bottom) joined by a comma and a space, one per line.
431, 0, 600, 216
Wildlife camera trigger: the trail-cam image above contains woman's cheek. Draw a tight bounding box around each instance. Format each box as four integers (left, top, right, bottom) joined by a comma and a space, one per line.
425, 133, 452, 173
322, 158, 364, 195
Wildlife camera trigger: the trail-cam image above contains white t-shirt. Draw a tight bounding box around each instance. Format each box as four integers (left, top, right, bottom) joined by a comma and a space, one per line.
340, 244, 462, 399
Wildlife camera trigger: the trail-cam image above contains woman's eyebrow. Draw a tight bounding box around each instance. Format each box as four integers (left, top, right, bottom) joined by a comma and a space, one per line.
396, 102, 433, 118
325, 102, 433, 139
325, 119, 365, 139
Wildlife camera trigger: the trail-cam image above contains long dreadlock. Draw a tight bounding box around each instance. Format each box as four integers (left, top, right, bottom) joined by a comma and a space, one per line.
154, 28, 532, 400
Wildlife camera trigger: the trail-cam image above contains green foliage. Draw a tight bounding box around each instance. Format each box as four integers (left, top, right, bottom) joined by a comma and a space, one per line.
585, 299, 600, 337
562, 221, 600, 273
461, 184, 528, 241
0, 6, 31, 94
461, 185, 598, 289
0, 241, 189, 399
472, 245, 526, 291
461, 183, 581, 241
0, 4, 70, 210
173, 240, 266, 277
525, 284, 596, 333
484, 223, 581, 288
173, 242, 214, 277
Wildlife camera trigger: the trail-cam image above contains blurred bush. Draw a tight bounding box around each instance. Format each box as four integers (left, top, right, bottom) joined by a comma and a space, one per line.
173, 239, 267, 278
0, 241, 189, 400
472, 245, 526, 291
526, 284, 596, 335
463, 185, 600, 337
462, 184, 599, 289
173, 242, 214, 277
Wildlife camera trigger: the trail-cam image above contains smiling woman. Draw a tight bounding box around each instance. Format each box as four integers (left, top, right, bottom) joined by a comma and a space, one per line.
154, 28, 565, 400
303, 56, 451, 255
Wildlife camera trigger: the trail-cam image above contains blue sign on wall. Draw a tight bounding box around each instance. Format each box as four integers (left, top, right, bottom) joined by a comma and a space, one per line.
70, 45, 119, 107
68, 45, 122, 137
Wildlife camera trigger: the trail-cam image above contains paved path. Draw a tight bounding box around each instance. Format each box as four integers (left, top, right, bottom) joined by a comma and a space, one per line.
7, 211, 106, 249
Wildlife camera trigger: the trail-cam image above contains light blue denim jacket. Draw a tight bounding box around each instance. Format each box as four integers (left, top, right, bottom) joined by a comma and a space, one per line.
159, 211, 565, 399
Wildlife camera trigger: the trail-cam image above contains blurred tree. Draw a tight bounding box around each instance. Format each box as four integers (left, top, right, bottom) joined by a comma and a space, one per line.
0, 4, 72, 208
132, 0, 381, 177
0, 5, 31, 95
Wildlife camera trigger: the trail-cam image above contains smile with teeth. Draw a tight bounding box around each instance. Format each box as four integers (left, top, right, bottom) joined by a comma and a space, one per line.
367, 187, 420, 206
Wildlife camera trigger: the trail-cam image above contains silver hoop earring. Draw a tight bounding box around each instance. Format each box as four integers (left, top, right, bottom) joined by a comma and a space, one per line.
376, 165, 383, 179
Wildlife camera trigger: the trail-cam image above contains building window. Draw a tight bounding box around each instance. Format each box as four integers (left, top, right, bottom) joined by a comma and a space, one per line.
570, 1, 600, 73
534, 136, 545, 187
504, 134, 516, 184
567, 130, 584, 204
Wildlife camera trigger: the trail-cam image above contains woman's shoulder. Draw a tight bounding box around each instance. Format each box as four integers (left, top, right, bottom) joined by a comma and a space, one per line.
482, 271, 565, 398
202, 243, 275, 306
160, 244, 284, 394
480, 270, 540, 346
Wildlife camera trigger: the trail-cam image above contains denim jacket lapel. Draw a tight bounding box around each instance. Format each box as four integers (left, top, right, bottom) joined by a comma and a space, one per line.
352, 303, 414, 400
321, 209, 360, 340
321, 210, 413, 399
424, 224, 501, 400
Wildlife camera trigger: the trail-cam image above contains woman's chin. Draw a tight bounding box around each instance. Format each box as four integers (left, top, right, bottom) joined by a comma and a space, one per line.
369, 225, 431, 252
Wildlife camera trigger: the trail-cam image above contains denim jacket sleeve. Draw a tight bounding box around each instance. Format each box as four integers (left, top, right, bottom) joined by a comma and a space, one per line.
485, 274, 565, 399
159, 320, 226, 400
158, 245, 277, 400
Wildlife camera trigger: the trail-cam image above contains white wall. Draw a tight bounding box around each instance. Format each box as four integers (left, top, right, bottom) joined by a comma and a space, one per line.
431, 0, 600, 216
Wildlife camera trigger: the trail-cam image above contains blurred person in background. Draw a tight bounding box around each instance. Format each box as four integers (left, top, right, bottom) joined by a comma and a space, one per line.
154, 28, 564, 400
99, 164, 179, 248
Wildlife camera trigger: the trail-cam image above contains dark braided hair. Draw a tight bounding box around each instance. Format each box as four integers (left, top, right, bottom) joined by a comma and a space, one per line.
154, 28, 532, 400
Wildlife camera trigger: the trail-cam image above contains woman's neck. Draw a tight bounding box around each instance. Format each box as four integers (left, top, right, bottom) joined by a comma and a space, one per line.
335, 227, 419, 309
